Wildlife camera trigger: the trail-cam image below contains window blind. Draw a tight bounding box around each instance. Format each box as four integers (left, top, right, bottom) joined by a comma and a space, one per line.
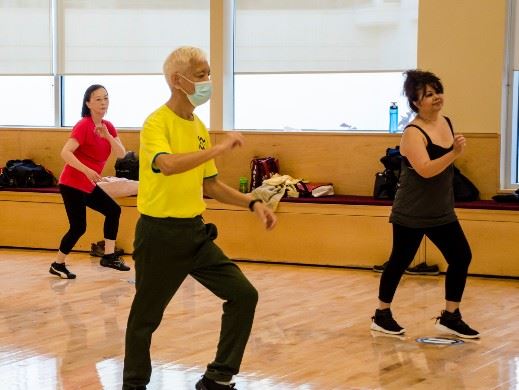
0, 0, 52, 74
61, 0, 209, 74
235, 0, 418, 73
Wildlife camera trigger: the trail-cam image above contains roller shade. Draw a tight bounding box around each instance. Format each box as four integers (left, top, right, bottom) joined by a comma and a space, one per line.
61, 0, 209, 74
0, 0, 52, 74
235, 0, 418, 73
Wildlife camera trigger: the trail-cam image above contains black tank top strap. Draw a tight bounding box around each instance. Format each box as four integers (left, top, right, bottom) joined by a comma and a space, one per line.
444, 116, 454, 135
404, 124, 433, 145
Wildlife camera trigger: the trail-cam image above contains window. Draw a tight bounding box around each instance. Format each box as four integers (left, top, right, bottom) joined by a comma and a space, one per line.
60, 1, 209, 75
62, 75, 209, 128
60, 0, 210, 128
235, 72, 410, 131
505, 0, 519, 186
0, 76, 55, 127
0, 0, 52, 74
0, 1, 54, 126
0, 1, 210, 128
234, 0, 418, 131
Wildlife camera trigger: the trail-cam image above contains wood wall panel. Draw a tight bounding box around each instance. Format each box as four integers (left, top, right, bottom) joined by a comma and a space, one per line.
0, 193, 137, 253
426, 209, 519, 277
2, 193, 518, 277
0, 129, 501, 199
212, 131, 499, 200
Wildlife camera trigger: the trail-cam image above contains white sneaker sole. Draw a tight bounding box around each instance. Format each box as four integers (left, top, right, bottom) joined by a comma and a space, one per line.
50, 266, 76, 279
435, 323, 480, 339
370, 321, 406, 335
49, 267, 68, 279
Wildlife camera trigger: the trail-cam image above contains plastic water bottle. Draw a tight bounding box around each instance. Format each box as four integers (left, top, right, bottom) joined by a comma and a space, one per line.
239, 177, 249, 193
389, 102, 398, 133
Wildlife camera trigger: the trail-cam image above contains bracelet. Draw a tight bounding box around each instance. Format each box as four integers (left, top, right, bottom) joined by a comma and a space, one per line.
248, 199, 263, 211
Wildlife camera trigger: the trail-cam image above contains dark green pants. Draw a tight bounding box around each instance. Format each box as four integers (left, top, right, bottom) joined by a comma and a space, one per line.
122, 215, 258, 389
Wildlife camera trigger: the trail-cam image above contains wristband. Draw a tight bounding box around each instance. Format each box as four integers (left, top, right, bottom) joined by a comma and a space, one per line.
248, 199, 263, 211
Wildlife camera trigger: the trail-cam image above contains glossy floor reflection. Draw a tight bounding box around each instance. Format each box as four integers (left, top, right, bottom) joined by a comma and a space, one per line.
0, 249, 518, 389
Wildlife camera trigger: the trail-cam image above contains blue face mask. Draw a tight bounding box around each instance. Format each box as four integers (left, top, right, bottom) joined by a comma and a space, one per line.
179, 75, 212, 107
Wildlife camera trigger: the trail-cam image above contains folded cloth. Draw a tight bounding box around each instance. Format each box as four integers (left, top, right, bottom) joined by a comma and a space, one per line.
296, 181, 335, 197
98, 176, 138, 198
252, 174, 302, 210
311, 184, 334, 197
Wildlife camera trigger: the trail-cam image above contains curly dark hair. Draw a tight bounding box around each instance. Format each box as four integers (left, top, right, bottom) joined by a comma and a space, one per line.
81, 84, 106, 117
403, 70, 443, 113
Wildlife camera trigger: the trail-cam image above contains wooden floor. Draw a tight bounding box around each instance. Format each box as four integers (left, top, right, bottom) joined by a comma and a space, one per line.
0, 249, 518, 390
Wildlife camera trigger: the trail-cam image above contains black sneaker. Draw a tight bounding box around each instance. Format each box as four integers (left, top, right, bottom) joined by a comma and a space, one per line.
195, 376, 236, 390
435, 309, 479, 339
370, 308, 406, 335
100, 254, 130, 271
90, 241, 124, 257
373, 261, 388, 273
49, 262, 76, 279
405, 262, 440, 275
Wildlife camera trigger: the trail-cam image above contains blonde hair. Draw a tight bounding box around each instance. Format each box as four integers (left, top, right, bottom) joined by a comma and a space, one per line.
163, 46, 207, 89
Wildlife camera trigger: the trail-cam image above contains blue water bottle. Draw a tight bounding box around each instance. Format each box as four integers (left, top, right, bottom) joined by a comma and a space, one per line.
389, 102, 398, 133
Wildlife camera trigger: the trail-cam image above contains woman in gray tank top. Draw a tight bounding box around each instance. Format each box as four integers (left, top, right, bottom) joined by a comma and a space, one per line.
370, 70, 479, 339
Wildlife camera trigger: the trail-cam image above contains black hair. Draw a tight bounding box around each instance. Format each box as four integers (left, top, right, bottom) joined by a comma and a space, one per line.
81, 84, 107, 117
403, 70, 443, 113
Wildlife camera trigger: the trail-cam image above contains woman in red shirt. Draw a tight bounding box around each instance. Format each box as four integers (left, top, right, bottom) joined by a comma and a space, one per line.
50, 84, 130, 279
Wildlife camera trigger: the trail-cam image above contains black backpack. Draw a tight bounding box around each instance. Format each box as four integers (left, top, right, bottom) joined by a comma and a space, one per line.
373, 146, 479, 202
1, 159, 56, 188
453, 166, 479, 202
373, 146, 401, 200
115, 151, 139, 181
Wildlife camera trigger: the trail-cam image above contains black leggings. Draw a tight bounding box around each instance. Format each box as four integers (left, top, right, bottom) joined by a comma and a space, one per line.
59, 184, 121, 255
379, 221, 471, 303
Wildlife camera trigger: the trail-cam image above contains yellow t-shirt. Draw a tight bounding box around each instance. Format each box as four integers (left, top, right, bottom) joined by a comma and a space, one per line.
137, 105, 218, 218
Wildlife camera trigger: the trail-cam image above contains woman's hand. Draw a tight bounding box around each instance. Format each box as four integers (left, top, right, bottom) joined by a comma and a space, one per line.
83, 167, 103, 184
453, 134, 466, 156
95, 123, 111, 139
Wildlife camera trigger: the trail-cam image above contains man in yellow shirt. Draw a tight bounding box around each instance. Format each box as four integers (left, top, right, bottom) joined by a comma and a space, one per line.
122, 47, 277, 390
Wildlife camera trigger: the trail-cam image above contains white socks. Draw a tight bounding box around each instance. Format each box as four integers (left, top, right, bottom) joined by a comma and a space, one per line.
104, 239, 115, 255
56, 250, 67, 264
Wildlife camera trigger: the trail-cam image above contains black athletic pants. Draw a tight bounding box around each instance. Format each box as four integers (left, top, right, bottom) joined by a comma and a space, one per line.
379, 221, 472, 303
58, 184, 121, 254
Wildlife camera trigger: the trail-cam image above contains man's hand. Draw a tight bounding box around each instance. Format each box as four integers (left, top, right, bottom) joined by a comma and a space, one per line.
252, 201, 277, 230
217, 132, 245, 153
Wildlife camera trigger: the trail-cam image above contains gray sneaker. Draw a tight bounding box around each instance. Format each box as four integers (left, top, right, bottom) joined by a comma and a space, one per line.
405, 262, 440, 275
90, 240, 124, 257
372, 261, 388, 273
100, 254, 130, 271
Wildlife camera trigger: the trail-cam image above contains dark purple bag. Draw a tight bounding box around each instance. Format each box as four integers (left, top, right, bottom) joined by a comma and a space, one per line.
250, 157, 279, 191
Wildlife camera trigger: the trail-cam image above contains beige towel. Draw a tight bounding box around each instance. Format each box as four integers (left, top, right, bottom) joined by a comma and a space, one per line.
252, 174, 301, 211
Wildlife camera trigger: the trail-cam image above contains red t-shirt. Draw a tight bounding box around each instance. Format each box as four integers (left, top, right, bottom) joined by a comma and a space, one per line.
59, 117, 117, 193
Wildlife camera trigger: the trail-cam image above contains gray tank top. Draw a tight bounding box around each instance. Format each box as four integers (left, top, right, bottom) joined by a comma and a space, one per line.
390, 117, 457, 228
